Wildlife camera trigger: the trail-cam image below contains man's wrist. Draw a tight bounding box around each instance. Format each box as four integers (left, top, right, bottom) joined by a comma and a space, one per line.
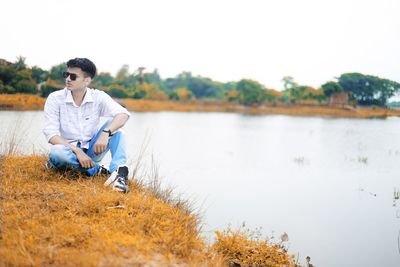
102, 128, 112, 137
70, 145, 81, 154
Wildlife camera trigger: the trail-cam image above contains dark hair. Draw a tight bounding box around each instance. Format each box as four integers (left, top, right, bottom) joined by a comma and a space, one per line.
66, 58, 96, 78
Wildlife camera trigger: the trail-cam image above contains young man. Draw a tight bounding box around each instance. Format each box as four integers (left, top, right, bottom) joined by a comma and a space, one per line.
43, 58, 131, 193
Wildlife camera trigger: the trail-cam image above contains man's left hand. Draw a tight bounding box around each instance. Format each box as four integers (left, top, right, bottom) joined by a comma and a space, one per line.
93, 132, 109, 154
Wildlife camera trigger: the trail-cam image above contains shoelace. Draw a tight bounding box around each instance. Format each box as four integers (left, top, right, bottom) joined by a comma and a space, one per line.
116, 175, 127, 186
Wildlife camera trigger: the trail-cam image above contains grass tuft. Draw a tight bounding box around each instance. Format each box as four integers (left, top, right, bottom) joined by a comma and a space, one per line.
212, 227, 301, 267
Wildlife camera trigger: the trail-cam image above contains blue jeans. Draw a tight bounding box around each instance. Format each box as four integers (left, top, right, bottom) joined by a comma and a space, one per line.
47, 122, 127, 176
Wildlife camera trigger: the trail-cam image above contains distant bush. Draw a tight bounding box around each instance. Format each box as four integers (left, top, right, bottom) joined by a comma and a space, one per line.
0, 59, 39, 95
225, 90, 239, 102
321, 81, 344, 97
40, 85, 59, 98
141, 83, 168, 100
237, 79, 266, 106
40, 79, 63, 97
147, 90, 168, 100
13, 79, 38, 94
131, 90, 146, 99
0, 85, 16, 94
169, 88, 193, 101
264, 88, 282, 102
107, 87, 129, 98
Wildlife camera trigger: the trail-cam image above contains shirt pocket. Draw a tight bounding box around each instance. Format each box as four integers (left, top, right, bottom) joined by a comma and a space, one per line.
82, 111, 99, 130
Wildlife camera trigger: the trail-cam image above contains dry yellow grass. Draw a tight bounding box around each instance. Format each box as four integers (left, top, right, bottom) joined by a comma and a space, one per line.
245, 104, 400, 118
212, 228, 299, 267
124, 99, 400, 118
123, 99, 237, 113
0, 156, 218, 266
0, 155, 301, 266
0, 94, 45, 110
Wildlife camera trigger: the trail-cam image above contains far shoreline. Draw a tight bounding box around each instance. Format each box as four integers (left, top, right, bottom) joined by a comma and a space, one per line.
1, 93, 400, 118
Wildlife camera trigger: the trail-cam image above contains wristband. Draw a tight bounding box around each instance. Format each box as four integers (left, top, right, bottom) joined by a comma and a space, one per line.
102, 128, 112, 137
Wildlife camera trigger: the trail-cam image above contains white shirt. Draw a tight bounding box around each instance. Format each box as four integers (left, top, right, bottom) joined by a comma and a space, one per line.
43, 88, 130, 149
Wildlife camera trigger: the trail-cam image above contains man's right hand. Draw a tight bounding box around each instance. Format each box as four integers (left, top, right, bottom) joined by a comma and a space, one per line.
75, 149, 94, 169
48, 135, 95, 169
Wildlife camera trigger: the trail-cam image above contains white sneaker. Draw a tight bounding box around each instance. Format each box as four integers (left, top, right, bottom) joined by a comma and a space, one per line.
104, 166, 130, 193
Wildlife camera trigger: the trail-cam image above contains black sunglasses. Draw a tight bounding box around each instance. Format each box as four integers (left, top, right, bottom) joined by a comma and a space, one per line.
62, 71, 78, 81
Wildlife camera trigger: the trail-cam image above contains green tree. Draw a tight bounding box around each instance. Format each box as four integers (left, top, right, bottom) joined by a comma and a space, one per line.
12, 56, 27, 71
48, 63, 66, 83
281, 76, 299, 102
338, 73, 400, 106
115, 64, 130, 87
237, 79, 265, 106
143, 69, 162, 85
0, 64, 17, 85
225, 90, 240, 102
169, 88, 193, 101
264, 89, 281, 102
0, 85, 16, 94
289, 85, 323, 101
282, 76, 297, 90
14, 79, 38, 94
321, 81, 343, 97
31, 66, 49, 84
223, 81, 238, 91
40, 79, 64, 97
131, 88, 146, 99
163, 72, 191, 93
141, 83, 168, 100
162, 72, 224, 99
11, 69, 38, 94
187, 77, 224, 99
93, 72, 114, 88
135, 67, 146, 85
107, 88, 129, 98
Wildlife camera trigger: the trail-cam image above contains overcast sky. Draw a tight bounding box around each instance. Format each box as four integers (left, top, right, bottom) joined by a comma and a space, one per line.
1, 0, 399, 90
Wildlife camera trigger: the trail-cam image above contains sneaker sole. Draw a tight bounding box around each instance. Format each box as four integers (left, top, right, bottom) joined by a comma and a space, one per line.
104, 172, 118, 186
112, 187, 130, 193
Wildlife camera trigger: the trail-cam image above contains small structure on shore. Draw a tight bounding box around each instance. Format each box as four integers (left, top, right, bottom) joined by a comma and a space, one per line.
329, 92, 349, 107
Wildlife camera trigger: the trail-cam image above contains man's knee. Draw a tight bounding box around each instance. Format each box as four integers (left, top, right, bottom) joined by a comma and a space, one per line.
49, 144, 72, 164
110, 130, 125, 141
108, 130, 126, 152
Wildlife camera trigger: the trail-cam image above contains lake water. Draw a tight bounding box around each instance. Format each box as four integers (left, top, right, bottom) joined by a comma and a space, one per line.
1, 110, 400, 267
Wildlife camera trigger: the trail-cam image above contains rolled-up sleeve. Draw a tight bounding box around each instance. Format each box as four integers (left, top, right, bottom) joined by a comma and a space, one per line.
43, 93, 61, 142
98, 91, 130, 118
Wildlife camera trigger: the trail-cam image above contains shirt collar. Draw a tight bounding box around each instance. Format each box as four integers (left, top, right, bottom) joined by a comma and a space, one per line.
64, 88, 94, 105
82, 88, 94, 105
64, 88, 74, 103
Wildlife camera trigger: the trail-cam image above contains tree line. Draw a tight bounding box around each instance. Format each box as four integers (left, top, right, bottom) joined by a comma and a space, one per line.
1, 56, 399, 107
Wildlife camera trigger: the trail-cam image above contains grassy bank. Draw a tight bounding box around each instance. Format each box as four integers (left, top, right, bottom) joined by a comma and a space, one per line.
0, 155, 300, 266
2, 93, 400, 118
0, 94, 45, 110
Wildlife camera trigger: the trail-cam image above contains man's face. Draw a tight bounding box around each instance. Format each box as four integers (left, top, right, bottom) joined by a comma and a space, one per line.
65, 67, 90, 91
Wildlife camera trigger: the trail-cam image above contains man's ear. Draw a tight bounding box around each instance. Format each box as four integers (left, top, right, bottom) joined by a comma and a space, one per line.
85, 77, 92, 85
